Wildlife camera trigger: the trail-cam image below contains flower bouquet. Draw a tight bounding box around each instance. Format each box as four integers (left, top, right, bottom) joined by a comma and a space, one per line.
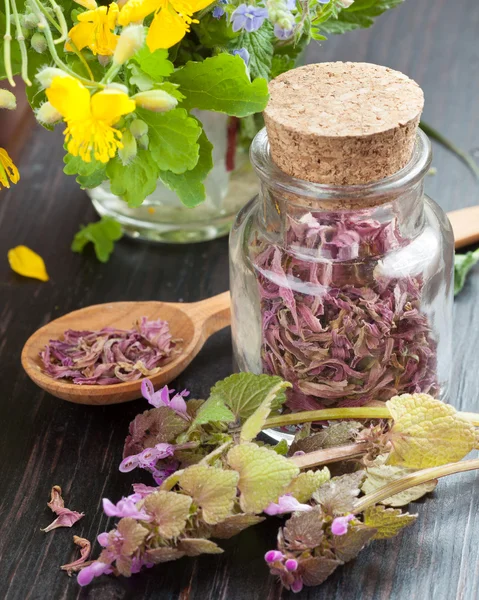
0, 0, 404, 247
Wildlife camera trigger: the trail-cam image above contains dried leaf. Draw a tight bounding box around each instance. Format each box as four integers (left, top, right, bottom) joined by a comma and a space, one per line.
363, 505, 417, 540
60, 536, 91, 576
146, 547, 186, 563
313, 471, 365, 515
285, 468, 330, 503
8, 245, 49, 281
116, 518, 148, 555
115, 555, 133, 577
240, 380, 291, 443
178, 464, 239, 525
299, 556, 341, 587
178, 538, 224, 556
144, 491, 192, 538
227, 443, 299, 514
333, 523, 376, 562
210, 514, 265, 539
362, 462, 437, 507
387, 394, 476, 468
290, 422, 362, 455
283, 506, 325, 550
42, 485, 84, 532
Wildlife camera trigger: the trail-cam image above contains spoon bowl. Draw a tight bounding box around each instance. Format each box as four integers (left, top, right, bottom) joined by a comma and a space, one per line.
21, 292, 231, 405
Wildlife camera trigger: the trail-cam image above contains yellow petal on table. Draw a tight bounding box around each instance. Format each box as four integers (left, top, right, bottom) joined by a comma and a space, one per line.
91, 89, 136, 125
147, 7, 188, 51
118, 0, 162, 26
8, 246, 49, 282
46, 76, 91, 121
0, 148, 19, 188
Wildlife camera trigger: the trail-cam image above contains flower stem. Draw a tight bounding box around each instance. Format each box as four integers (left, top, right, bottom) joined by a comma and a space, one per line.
3, 0, 14, 86
354, 458, 479, 513
289, 442, 368, 469
47, 0, 68, 44
68, 40, 95, 81
199, 440, 233, 465
10, 0, 31, 85
264, 407, 479, 429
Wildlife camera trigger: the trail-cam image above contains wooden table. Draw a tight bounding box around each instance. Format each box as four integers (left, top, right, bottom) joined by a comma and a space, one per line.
1, 1, 479, 598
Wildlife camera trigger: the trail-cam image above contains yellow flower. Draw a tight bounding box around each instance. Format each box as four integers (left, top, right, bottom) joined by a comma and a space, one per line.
67, 3, 120, 56
46, 76, 136, 163
74, 0, 98, 9
0, 148, 19, 189
8, 246, 49, 281
118, 0, 214, 50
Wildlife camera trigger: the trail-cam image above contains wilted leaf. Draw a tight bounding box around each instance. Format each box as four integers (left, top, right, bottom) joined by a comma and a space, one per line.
178, 538, 224, 556
290, 422, 362, 455
299, 556, 341, 587
123, 407, 189, 457
240, 380, 291, 443
283, 506, 325, 550
333, 524, 376, 562
116, 556, 133, 577
179, 464, 239, 524
146, 547, 186, 563
60, 536, 91, 575
363, 505, 417, 540
144, 491, 192, 539
227, 443, 299, 513
211, 373, 288, 420
116, 518, 148, 555
387, 394, 476, 468
210, 514, 265, 539
313, 471, 365, 515
285, 468, 331, 503
362, 462, 437, 507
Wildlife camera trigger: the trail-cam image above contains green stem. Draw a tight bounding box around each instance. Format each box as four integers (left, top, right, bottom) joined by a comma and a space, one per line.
289, 442, 368, 469
68, 40, 95, 81
101, 63, 121, 85
3, 0, 14, 86
37, 1, 62, 34
199, 440, 233, 465
47, 0, 68, 43
10, 0, 31, 85
264, 406, 479, 429
354, 458, 479, 513
420, 121, 479, 180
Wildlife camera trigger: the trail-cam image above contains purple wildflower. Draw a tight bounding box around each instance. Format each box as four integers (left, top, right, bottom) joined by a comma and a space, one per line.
274, 24, 294, 39
291, 578, 304, 593
331, 514, 355, 536
102, 497, 151, 521
265, 550, 284, 562
212, 5, 225, 17
141, 379, 189, 415
264, 494, 313, 516
77, 561, 112, 586
97, 532, 110, 547
131, 483, 158, 498
232, 47, 250, 66
285, 558, 298, 572
231, 4, 268, 32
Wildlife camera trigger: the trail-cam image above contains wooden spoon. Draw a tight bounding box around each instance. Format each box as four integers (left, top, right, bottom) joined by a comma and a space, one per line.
448, 205, 479, 249
21, 292, 231, 405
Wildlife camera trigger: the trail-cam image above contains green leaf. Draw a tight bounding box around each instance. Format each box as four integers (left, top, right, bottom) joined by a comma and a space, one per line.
25, 52, 48, 112
190, 393, 235, 427
194, 14, 237, 48
454, 249, 479, 295
271, 54, 296, 79
106, 148, 159, 207
273, 439, 289, 455
131, 46, 174, 81
333, 523, 377, 562
77, 168, 106, 189
159, 130, 213, 207
210, 373, 289, 420
170, 54, 269, 117
227, 442, 299, 513
386, 393, 476, 469
137, 108, 201, 174
143, 491, 192, 539
362, 460, 437, 507
313, 471, 365, 515
71, 216, 123, 263
229, 23, 274, 81
318, 0, 404, 34
240, 379, 291, 442
285, 468, 331, 503
179, 464, 239, 524
64, 152, 107, 188
363, 505, 417, 540
210, 514, 265, 539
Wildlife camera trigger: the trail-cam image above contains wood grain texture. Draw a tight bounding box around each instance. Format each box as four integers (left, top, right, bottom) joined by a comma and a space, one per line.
1, 0, 479, 598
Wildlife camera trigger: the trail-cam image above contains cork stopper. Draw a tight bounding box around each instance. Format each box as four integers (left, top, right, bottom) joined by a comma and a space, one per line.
264, 62, 424, 186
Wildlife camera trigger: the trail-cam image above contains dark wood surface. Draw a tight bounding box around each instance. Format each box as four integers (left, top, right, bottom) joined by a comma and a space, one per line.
1, 1, 479, 598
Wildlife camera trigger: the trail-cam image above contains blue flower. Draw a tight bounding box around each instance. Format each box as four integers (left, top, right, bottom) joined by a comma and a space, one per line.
212, 5, 225, 17
232, 47, 250, 66
231, 4, 269, 32
274, 23, 294, 39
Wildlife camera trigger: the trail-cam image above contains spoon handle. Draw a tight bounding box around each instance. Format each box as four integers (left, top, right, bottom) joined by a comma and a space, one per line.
448, 205, 479, 249
185, 291, 231, 339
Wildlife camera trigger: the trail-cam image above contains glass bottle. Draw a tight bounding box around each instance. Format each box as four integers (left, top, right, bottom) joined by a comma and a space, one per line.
230, 126, 454, 413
